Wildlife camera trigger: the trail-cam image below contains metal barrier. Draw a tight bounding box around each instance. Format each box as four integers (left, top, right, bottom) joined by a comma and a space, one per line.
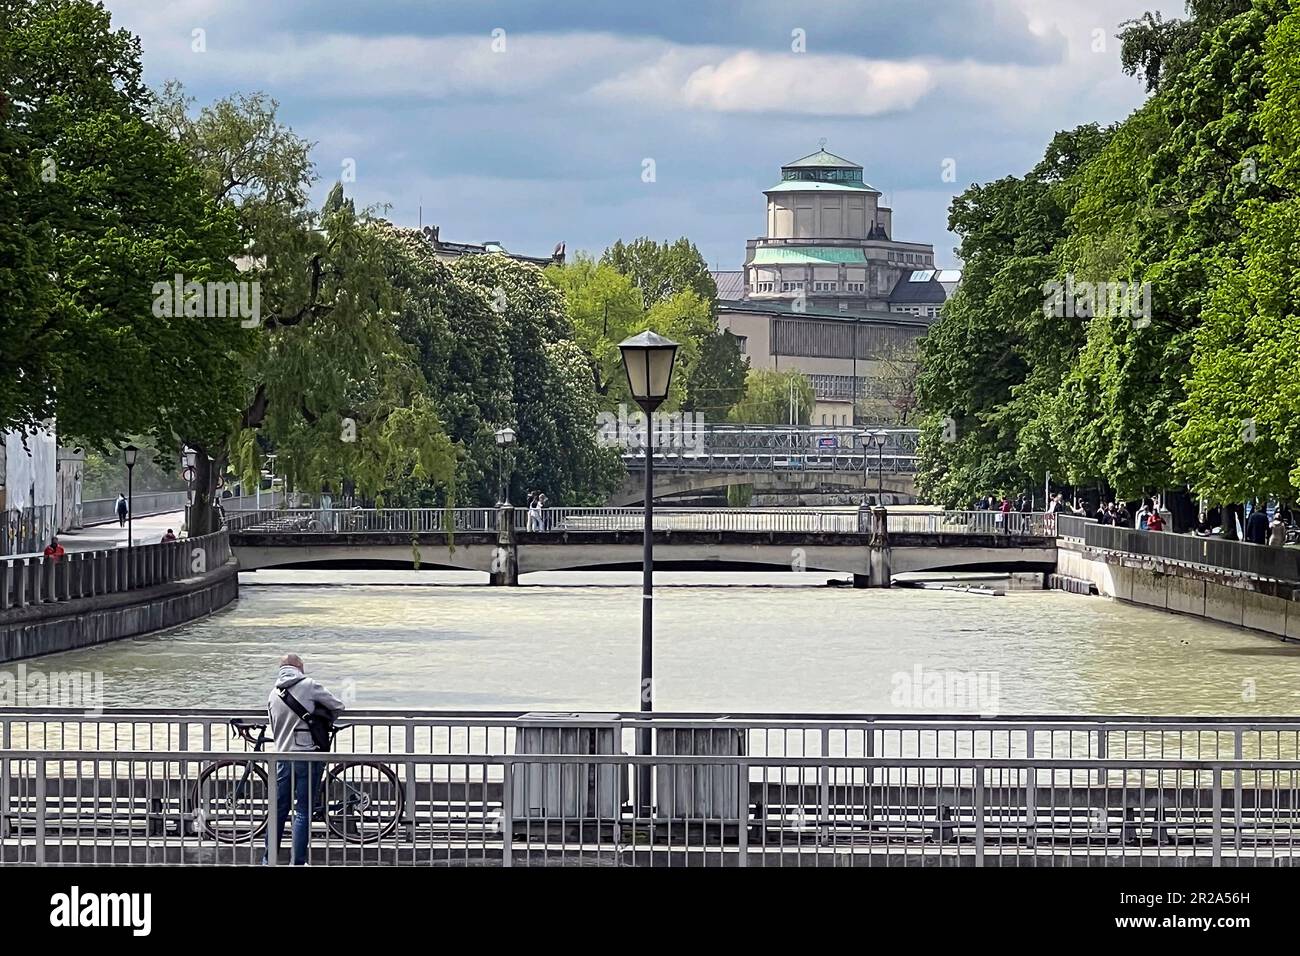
3, 745, 1298, 865
887, 511, 1050, 536
1082, 522, 1300, 585
4, 709, 1300, 764
230, 507, 1056, 538
0, 530, 231, 612
80, 491, 188, 526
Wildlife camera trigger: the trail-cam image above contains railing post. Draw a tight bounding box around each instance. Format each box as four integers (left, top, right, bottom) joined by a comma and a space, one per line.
1233, 730, 1243, 855
501, 759, 513, 868
267, 755, 278, 867
32, 557, 44, 605
1211, 766, 1223, 865
0, 559, 10, 611
974, 763, 985, 866
737, 760, 749, 867
35, 756, 46, 866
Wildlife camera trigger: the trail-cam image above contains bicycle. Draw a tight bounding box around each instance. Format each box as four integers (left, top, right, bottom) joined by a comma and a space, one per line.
191, 718, 404, 844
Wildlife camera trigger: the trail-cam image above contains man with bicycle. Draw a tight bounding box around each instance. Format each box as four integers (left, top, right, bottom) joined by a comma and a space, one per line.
265, 654, 346, 865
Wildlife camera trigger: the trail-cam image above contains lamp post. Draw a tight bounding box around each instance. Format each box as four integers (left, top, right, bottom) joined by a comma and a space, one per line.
619, 330, 679, 818
493, 426, 517, 506
858, 430, 888, 503
124, 445, 138, 586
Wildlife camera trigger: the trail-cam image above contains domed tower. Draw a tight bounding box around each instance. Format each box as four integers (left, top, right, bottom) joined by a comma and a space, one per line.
742, 144, 933, 313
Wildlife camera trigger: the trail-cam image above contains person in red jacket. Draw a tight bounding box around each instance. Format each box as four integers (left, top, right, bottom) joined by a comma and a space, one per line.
1146, 510, 1165, 532
43, 537, 65, 562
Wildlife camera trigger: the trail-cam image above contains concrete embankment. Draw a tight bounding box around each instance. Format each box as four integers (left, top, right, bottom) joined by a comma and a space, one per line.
0, 560, 238, 663
1056, 541, 1300, 641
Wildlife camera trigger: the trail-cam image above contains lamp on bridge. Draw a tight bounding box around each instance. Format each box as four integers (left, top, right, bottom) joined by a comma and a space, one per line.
619, 330, 679, 818
493, 426, 516, 506
123, 445, 139, 585
858, 430, 889, 504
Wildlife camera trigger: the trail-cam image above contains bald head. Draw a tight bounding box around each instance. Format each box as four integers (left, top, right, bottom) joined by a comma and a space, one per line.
280, 653, 304, 671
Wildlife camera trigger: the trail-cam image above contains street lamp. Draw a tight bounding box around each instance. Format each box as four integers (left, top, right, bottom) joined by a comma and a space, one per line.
493, 426, 517, 506
858, 430, 888, 503
619, 330, 679, 817
124, 445, 138, 586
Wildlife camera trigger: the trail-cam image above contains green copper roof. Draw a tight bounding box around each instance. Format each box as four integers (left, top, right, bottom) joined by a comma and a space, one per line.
751, 247, 867, 265
765, 179, 877, 193
784, 147, 861, 168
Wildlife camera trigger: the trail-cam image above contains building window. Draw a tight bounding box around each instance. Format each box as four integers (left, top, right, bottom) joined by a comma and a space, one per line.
813, 281, 838, 292
821, 414, 827, 425
734, 335, 748, 353
755, 281, 774, 293
845, 281, 865, 292
781, 281, 805, 292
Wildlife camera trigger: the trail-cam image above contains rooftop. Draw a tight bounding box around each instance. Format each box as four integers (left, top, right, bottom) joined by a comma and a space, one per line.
783, 147, 861, 169
751, 246, 867, 266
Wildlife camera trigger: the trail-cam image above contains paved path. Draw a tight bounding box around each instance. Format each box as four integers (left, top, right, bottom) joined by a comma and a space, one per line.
51, 510, 186, 553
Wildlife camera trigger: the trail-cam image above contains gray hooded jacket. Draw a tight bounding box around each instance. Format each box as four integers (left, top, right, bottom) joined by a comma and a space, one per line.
268, 666, 346, 752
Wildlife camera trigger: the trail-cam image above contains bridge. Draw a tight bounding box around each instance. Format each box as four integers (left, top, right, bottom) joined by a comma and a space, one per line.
614, 426, 919, 505
228, 507, 1056, 586
3, 708, 1297, 866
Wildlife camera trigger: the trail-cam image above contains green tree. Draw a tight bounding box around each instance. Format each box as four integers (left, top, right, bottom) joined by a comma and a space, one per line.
601, 237, 718, 307
728, 370, 814, 426
684, 330, 749, 420
4, 0, 250, 460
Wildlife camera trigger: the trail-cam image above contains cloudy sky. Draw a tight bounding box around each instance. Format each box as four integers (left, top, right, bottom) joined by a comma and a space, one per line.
105, 0, 1182, 270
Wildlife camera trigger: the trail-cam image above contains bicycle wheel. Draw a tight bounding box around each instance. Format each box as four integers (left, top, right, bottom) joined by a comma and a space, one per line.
193, 759, 270, 843
322, 762, 403, 842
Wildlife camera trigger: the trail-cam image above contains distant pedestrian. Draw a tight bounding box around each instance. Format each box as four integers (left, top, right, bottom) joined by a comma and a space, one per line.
115, 493, 129, 527
43, 537, 65, 563
1115, 502, 1131, 528
1195, 512, 1213, 536
1146, 509, 1165, 532
997, 496, 1012, 534
162, 529, 177, 543
1245, 504, 1270, 545
1269, 513, 1287, 548
527, 492, 542, 532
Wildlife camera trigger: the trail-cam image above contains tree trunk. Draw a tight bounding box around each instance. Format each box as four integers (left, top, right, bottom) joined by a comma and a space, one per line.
1220, 501, 1242, 541
187, 446, 226, 536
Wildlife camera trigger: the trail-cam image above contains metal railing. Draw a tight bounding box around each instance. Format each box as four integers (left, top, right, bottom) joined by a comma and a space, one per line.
230, 507, 1057, 538
0, 530, 231, 612
3, 743, 1299, 865
4, 709, 1298, 765
1081, 522, 1300, 585
887, 511, 1050, 536
4, 712, 1298, 865
622, 449, 918, 475
80, 491, 188, 526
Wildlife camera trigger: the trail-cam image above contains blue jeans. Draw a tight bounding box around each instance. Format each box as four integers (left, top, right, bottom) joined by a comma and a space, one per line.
265, 757, 323, 865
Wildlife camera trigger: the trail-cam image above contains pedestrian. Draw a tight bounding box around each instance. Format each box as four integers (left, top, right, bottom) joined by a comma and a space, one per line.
1094, 501, 1110, 525
526, 492, 542, 532
1146, 508, 1165, 532
1115, 501, 1131, 528
1195, 512, 1213, 536
1268, 511, 1287, 548
115, 492, 128, 527
1136, 499, 1151, 531
265, 653, 345, 866
161, 529, 177, 543
1245, 503, 1270, 545
43, 536, 65, 562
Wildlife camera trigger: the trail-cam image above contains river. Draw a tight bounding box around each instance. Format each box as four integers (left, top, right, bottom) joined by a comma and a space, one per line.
24, 570, 1300, 716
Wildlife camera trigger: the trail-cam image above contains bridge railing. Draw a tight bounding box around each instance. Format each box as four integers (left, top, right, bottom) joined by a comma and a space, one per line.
0, 529, 231, 613
622, 449, 918, 474
1080, 521, 1300, 585
227, 507, 1059, 537
886, 511, 1051, 536
5, 709, 1297, 764
3, 744, 1297, 865
227, 508, 497, 535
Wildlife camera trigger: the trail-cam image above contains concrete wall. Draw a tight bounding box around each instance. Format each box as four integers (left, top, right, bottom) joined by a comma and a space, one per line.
0, 562, 238, 662
1057, 544, 1298, 641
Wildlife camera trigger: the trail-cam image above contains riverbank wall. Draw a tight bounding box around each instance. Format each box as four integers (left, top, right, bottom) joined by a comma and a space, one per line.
0, 532, 238, 663
1056, 540, 1300, 641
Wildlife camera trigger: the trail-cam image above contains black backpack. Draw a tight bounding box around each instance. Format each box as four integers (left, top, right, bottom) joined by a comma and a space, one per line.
276, 686, 334, 752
